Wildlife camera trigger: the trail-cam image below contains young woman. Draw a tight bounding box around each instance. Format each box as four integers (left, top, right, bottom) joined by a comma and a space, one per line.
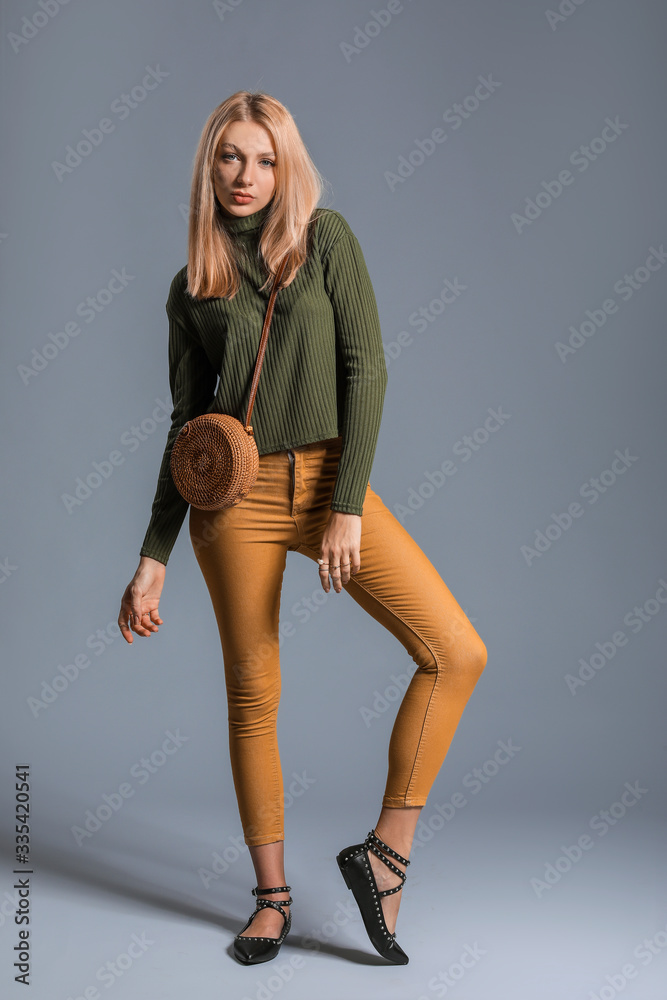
118, 91, 487, 967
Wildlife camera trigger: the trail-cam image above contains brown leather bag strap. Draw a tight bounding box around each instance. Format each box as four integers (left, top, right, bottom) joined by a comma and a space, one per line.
243, 251, 290, 430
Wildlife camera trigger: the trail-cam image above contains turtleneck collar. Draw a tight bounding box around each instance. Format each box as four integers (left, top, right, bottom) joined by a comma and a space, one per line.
217, 200, 272, 235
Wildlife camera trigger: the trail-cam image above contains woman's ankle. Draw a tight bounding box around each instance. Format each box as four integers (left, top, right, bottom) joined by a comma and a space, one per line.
374, 804, 422, 860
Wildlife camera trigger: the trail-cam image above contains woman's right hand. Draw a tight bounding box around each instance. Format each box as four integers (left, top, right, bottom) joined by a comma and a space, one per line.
119, 556, 166, 643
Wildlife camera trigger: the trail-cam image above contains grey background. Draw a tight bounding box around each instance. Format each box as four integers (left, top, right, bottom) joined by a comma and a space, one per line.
1, 0, 666, 996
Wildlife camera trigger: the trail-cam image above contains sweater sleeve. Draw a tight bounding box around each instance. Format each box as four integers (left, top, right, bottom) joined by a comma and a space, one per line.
139, 304, 218, 566
322, 230, 388, 515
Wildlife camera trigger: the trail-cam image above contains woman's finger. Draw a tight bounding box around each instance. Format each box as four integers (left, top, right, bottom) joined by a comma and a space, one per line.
130, 603, 153, 637
339, 554, 352, 586
118, 604, 134, 644
329, 550, 343, 593
317, 556, 330, 593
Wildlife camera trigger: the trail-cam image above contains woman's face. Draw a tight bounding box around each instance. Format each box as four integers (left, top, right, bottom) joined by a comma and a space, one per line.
213, 120, 276, 218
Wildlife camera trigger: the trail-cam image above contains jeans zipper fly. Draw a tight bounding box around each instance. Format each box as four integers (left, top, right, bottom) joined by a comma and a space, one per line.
287, 449, 295, 499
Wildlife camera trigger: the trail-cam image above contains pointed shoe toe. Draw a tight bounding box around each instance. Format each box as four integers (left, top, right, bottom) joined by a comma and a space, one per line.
336, 829, 411, 965
233, 931, 285, 966
232, 884, 293, 966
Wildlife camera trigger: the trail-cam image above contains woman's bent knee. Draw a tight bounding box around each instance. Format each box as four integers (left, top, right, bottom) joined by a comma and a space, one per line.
444, 628, 488, 682
473, 635, 488, 676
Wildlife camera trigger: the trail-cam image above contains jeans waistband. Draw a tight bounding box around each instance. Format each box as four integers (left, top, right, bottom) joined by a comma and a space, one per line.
286, 435, 342, 455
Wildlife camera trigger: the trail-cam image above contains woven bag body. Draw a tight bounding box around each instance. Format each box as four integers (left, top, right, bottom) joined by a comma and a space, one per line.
170, 412, 259, 510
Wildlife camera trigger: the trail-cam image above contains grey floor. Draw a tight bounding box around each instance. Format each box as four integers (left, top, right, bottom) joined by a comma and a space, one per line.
7, 808, 666, 999
3, 4, 666, 994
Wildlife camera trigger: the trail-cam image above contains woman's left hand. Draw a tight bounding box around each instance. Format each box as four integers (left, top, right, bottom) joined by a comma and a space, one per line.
318, 511, 361, 593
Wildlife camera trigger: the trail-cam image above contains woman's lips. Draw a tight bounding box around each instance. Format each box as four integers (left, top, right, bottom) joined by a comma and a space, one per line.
231, 193, 254, 203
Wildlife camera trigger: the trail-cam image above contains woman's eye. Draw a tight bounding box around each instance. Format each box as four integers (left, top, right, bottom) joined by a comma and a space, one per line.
221, 153, 274, 166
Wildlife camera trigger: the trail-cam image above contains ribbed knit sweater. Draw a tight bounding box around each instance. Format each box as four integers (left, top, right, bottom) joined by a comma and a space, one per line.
139, 203, 388, 566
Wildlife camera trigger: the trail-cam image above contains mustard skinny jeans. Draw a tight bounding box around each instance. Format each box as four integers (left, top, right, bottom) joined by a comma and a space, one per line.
189, 435, 487, 847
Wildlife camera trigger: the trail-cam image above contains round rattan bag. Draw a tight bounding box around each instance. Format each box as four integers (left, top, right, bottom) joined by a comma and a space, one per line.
169, 253, 289, 511
170, 413, 261, 510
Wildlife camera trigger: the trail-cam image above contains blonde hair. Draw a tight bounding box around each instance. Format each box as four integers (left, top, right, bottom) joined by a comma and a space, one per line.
186, 91, 329, 299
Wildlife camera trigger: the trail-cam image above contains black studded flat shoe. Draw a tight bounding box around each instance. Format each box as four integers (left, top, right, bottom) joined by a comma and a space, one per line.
336, 829, 411, 965
232, 884, 293, 965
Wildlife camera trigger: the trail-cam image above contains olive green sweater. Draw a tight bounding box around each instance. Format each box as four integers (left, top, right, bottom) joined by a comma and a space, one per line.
139, 203, 388, 565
